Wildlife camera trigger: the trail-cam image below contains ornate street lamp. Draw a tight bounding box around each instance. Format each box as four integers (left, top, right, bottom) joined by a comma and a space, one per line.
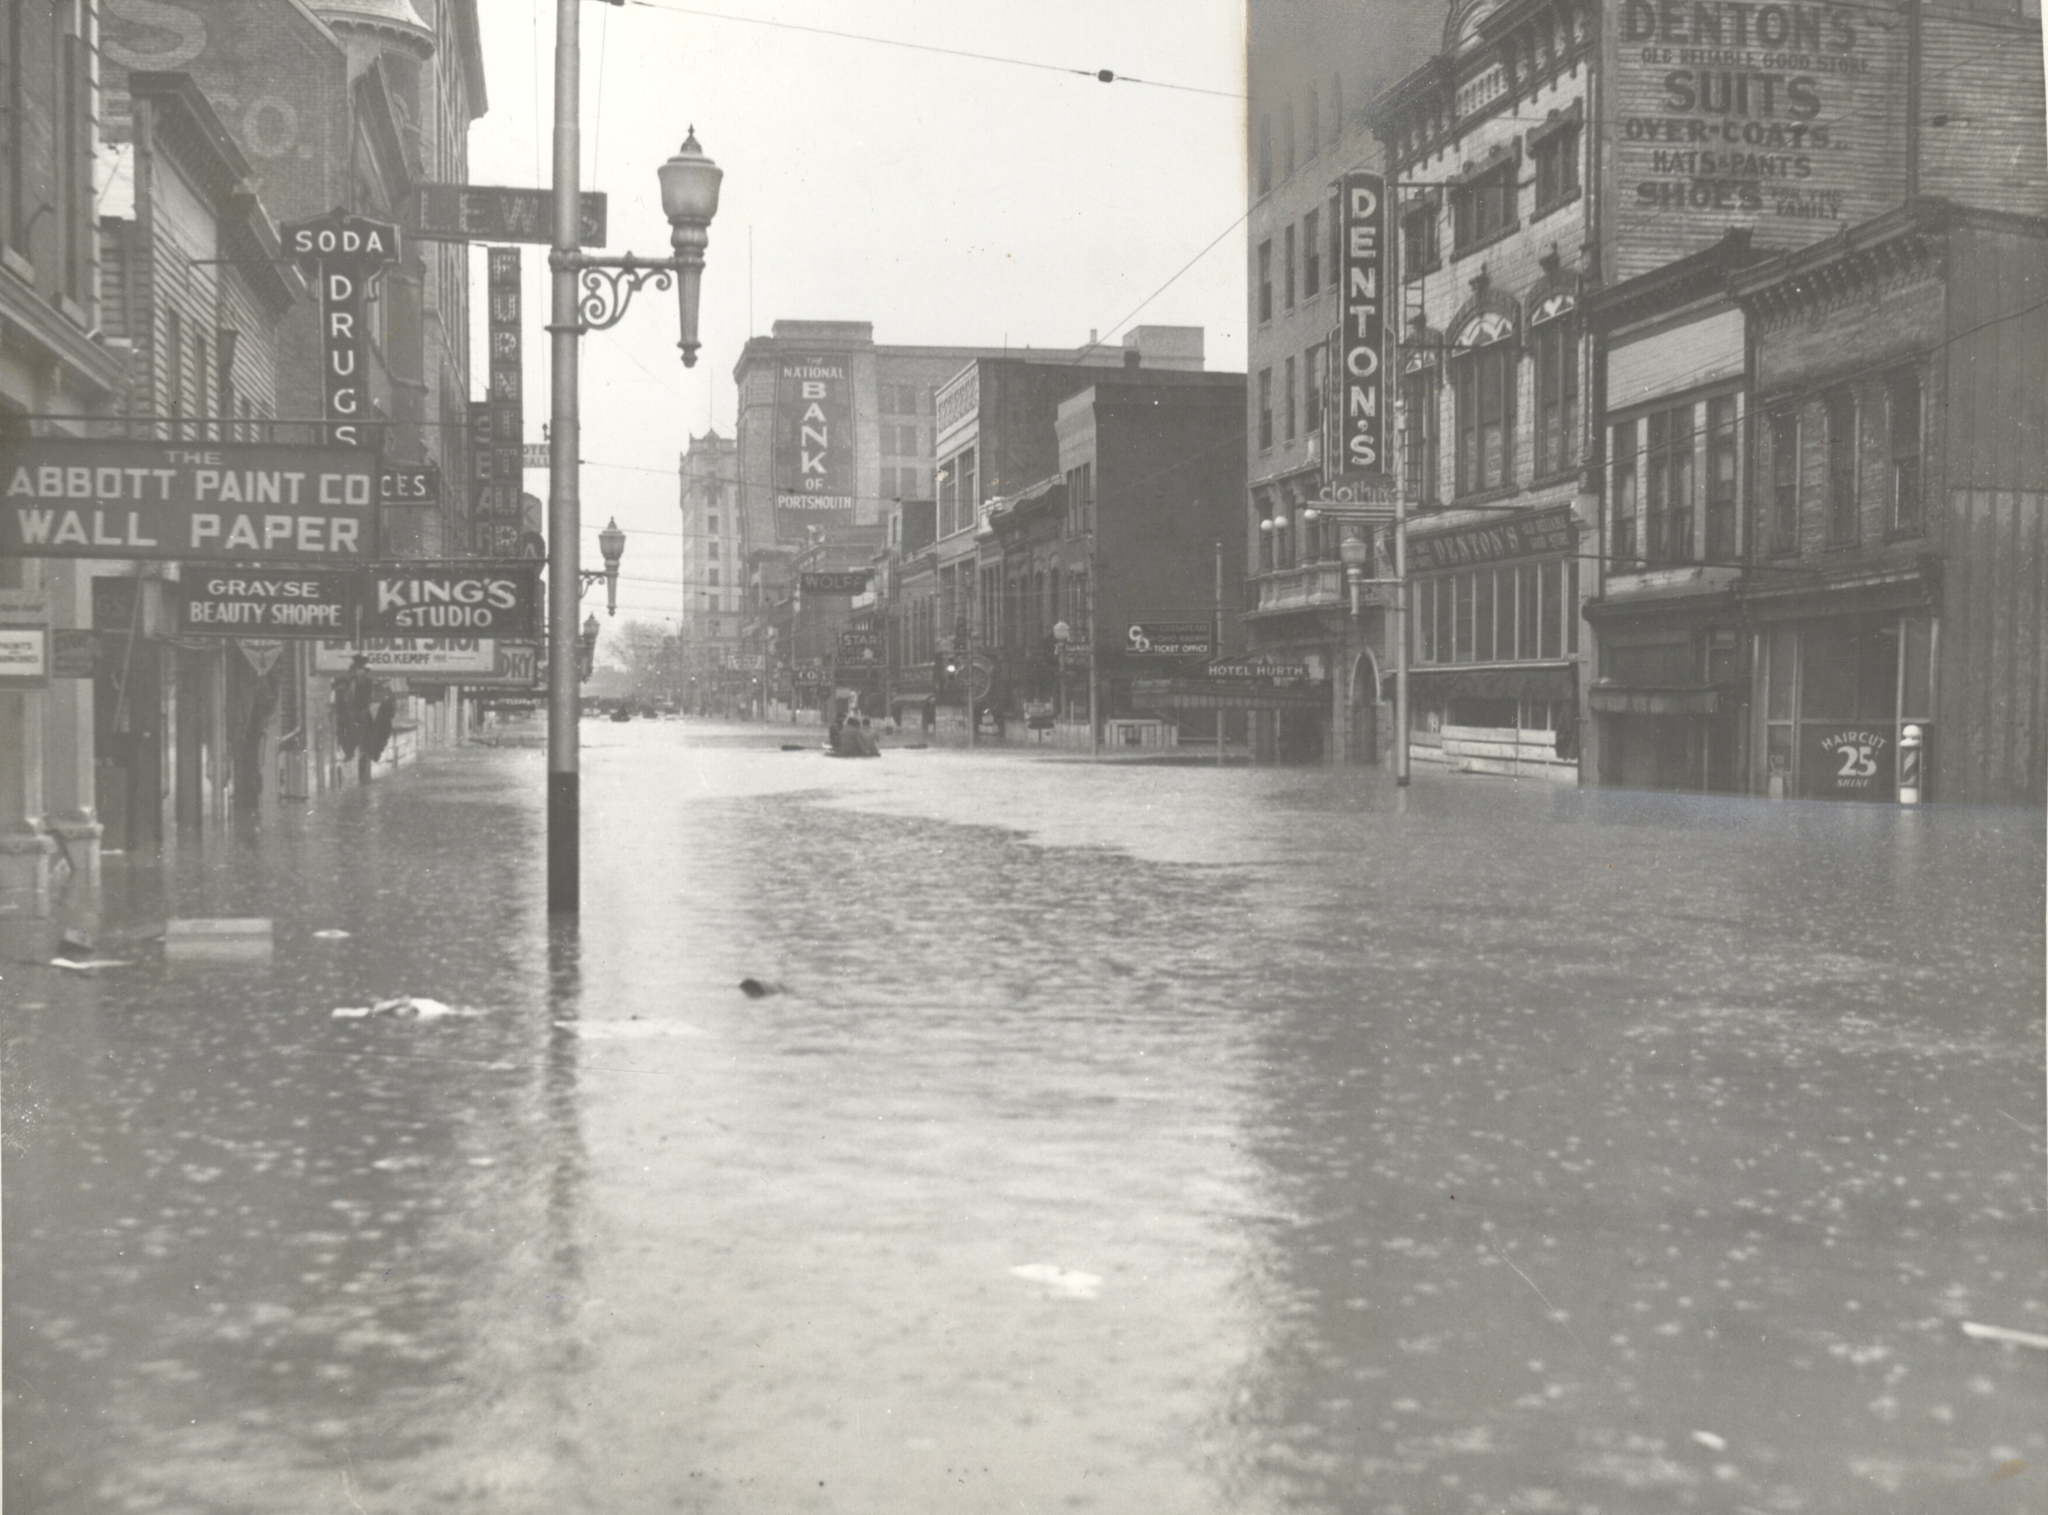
546, 0, 721, 913
1340, 530, 1372, 619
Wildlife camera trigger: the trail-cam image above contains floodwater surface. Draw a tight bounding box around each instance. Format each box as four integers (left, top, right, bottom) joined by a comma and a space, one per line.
5, 718, 2043, 1513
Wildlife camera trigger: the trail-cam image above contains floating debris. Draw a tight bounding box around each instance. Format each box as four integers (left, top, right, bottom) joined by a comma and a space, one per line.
1691, 1430, 1728, 1452
738, 978, 782, 998
1010, 1264, 1102, 1300
312, 929, 352, 941
1962, 1321, 2048, 1350
48, 957, 132, 973
331, 996, 484, 1021
166, 918, 273, 962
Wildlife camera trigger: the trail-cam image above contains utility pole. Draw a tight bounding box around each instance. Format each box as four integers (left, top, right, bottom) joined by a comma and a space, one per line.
546, 0, 583, 912
1214, 539, 1225, 765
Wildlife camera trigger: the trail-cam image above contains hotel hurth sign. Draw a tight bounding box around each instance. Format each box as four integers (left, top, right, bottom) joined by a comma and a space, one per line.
1601, 0, 1904, 281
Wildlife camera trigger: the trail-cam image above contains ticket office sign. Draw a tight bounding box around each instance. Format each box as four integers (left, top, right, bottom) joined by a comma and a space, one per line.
1, 441, 378, 562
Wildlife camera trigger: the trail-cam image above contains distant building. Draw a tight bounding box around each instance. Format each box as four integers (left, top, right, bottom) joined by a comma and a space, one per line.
677, 430, 741, 711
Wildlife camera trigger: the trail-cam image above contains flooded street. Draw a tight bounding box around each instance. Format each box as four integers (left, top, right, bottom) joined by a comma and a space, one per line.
6, 718, 2044, 1514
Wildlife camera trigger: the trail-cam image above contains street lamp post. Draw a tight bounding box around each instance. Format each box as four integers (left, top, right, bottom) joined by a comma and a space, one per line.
547, 0, 720, 914
1340, 530, 1372, 765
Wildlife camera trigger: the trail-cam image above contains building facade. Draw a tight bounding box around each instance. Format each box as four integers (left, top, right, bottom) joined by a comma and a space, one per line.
677, 428, 740, 713
1246, 0, 1440, 763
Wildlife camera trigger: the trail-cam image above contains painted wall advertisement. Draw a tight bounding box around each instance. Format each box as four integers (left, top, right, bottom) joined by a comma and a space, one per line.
1604, 0, 1903, 280
775, 355, 855, 537
1338, 172, 1387, 480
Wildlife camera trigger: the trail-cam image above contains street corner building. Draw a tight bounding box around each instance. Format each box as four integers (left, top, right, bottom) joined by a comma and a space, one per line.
2, 0, 490, 916
1246, 0, 2048, 802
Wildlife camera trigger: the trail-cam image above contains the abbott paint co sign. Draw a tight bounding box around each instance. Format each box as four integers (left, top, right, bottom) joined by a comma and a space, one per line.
0, 441, 378, 561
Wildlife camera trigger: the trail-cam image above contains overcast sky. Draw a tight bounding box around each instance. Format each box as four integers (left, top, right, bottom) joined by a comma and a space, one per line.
466, 0, 1248, 631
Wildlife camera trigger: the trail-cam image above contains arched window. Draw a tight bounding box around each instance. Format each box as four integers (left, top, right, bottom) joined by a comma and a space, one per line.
1452, 311, 1516, 495
1529, 292, 1577, 478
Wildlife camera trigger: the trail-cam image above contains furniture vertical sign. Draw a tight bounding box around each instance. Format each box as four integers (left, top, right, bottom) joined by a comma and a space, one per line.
1339, 171, 1388, 480
484, 248, 524, 558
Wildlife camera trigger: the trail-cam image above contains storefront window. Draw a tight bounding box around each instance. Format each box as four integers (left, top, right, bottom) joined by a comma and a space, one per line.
1611, 418, 1639, 564
1645, 404, 1695, 564
1706, 394, 1738, 561
1825, 389, 1858, 547
1889, 371, 1923, 536
1539, 560, 1562, 659
1474, 570, 1496, 661
1768, 410, 1799, 555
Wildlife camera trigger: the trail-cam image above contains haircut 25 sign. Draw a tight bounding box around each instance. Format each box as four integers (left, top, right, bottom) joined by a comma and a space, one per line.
1338, 172, 1387, 479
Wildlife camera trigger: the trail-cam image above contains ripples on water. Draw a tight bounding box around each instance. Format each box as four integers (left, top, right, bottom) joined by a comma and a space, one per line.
5, 720, 2042, 1513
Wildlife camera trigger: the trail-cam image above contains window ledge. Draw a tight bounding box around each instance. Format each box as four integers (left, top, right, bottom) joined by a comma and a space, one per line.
1885, 527, 1927, 545
1, 246, 34, 284
1530, 187, 1582, 225
1450, 482, 1522, 508
1452, 221, 1521, 262
1528, 467, 1580, 492
1403, 260, 1443, 283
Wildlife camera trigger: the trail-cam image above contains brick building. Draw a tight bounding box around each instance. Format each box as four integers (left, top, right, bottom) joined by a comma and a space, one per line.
676, 429, 740, 712
1, 0, 127, 910
1245, 0, 1439, 764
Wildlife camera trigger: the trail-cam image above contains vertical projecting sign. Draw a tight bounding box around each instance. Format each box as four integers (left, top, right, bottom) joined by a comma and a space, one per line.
774, 355, 855, 539
282, 212, 402, 450
483, 249, 524, 558
1338, 172, 1387, 479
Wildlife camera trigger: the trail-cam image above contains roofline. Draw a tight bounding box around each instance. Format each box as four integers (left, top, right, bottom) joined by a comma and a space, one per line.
1729, 197, 2048, 300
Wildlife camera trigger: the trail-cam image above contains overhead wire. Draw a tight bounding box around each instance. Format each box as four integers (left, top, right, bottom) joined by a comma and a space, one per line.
618, 0, 1244, 98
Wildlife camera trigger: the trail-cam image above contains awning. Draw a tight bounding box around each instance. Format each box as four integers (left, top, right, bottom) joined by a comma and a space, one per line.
1406, 664, 1576, 702
1588, 685, 1728, 716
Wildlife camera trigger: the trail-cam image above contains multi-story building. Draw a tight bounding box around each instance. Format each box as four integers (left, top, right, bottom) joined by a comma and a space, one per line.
915, 330, 1216, 735
1245, 2, 1440, 763
677, 429, 740, 711
1373, 0, 1602, 782
1, 0, 129, 910
1576, 0, 2046, 799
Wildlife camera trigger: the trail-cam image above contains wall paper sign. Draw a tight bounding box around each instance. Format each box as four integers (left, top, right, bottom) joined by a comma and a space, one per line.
0, 440, 378, 561
281, 212, 403, 449
1338, 171, 1388, 480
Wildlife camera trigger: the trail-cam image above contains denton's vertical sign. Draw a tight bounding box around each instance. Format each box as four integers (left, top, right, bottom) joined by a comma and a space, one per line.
483, 249, 524, 558
283, 212, 402, 449
1339, 172, 1387, 479
774, 355, 855, 538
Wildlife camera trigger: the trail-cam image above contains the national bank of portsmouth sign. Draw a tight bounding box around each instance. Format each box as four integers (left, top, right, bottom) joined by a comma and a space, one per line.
1603, 0, 1903, 281
1338, 171, 1387, 479
774, 355, 855, 535
1, 441, 378, 561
